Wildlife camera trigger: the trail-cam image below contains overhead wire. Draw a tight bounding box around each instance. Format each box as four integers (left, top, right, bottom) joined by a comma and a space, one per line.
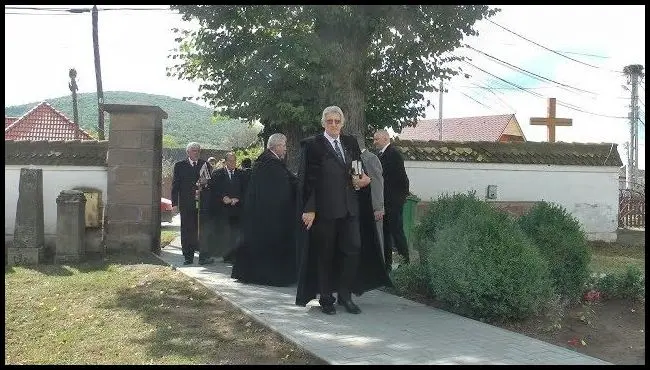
458, 90, 493, 110
469, 82, 516, 112
486, 19, 624, 74
464, 60, 628, 119
465, 45, 598, 96
4, 6, 172, 12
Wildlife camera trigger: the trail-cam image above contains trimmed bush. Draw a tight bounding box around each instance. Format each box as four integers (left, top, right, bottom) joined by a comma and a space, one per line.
390, 262, 429, 297
413, 192, 493, 270
517, 202, 591, 300
594, 265, 645, 301
427, 207, 553, 322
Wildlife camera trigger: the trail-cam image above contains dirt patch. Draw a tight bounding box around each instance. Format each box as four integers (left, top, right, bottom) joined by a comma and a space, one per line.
395, 291, 645, 365
498, 299, 645, 365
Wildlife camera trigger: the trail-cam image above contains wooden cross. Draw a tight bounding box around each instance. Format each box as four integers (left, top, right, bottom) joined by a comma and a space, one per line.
530, 98, 572, 143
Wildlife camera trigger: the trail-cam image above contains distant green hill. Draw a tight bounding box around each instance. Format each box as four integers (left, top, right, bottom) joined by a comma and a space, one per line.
4, 91, 261, 149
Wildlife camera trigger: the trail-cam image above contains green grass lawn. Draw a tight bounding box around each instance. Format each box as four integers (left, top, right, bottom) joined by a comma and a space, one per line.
587, 242, 645, 276
4, 247, 322, 365
160, 230, 178, 247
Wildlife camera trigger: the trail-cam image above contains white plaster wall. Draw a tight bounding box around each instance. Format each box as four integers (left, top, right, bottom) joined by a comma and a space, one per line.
5, 165, 108, 238
405, 161, 620, 242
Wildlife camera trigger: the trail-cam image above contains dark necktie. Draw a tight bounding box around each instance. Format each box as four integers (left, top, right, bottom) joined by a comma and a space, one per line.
191, 161, 196, 167
333, 139, 344, 163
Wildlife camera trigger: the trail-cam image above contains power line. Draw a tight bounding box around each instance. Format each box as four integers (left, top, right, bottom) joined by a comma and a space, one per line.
460, 85, 552, 90
5, 11, 81, 16
466, 45, 597, 96
487, 19, 624, 74
469, 82, 516, 112
478, 41, 610, 59
557, 50, 609, 59
459, 90, 493, 110
5, 6, 171, 12
465, 60, 628, 119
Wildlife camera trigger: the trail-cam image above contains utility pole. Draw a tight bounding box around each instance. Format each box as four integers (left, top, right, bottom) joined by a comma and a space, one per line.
92, 5, 105, 140
68, 68, 80, 139
623, 64, 644, 190
438, 79, 443, 141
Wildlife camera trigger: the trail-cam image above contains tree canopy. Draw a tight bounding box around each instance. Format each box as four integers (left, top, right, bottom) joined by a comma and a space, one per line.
169, 5, 498, 166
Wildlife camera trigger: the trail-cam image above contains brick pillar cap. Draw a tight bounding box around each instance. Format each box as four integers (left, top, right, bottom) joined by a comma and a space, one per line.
102, 104, 168, 119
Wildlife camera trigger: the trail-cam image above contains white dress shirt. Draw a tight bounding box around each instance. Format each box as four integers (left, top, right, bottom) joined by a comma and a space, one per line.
324, 131, 345, 162
379, 143, 390, 156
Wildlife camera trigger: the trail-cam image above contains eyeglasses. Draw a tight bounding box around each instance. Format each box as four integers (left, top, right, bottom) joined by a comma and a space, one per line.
326, 119, 341, 124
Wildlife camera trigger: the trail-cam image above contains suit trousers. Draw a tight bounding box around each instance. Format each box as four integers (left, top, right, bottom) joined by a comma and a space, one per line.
383, 202, 410, 267
311, 215, 361, 306
180, 208, 199, 261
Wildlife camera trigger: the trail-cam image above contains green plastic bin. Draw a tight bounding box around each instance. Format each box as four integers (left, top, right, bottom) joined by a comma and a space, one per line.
402, 194, 420, 248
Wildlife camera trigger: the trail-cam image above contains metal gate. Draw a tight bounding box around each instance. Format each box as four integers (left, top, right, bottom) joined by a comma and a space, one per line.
619, 189, 645, 228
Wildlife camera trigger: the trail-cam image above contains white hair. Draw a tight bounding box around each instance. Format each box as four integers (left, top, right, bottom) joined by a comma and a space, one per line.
186, 142, 201, 152
374, 129, 390, 139
267, 133, 287, 149
321, 106, 345, 126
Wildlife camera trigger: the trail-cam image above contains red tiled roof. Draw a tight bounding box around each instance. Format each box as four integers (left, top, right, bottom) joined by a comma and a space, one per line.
5, 102, 94, 141
5, 117, 18, 128
399, 114, 518, 142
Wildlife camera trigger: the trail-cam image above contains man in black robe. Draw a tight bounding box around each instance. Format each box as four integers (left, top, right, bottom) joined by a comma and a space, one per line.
295, 106, 392, 315
206, 152, 243, 260
231, 133, 299, 286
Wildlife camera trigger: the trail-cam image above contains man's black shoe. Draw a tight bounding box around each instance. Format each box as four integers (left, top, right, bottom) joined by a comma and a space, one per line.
183, 260, 193, 265
321, 305, 336, 315
338, 299, 362, 314
199, 258, 215, 265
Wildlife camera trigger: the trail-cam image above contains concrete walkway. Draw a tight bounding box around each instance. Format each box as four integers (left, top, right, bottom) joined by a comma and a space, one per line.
157, 237, 610, 365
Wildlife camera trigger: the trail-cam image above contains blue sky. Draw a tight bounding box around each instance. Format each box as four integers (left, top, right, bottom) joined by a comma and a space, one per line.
4, 5, 645, 168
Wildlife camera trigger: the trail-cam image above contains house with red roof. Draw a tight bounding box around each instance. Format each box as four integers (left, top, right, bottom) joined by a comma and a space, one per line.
4, 102, 94, 141
399, 114, 526, 142
5, 117, 18, 128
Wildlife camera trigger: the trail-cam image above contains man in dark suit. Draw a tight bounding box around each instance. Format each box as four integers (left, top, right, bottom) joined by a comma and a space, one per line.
208, 152, 243, 262
296, 106, 372, 315
374, 129, 411, 272
171, 142, 214, 265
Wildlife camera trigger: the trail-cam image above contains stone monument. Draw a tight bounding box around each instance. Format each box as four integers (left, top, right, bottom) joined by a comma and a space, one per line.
9, 168, 45, 265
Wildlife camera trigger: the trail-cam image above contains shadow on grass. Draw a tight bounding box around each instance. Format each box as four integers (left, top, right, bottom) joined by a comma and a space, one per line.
5, 252, 168, 276
105, 278, 241, 364
103, 275, 320, 365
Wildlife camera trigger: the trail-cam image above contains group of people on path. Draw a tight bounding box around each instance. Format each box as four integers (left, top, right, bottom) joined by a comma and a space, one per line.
170, 105, 411, 315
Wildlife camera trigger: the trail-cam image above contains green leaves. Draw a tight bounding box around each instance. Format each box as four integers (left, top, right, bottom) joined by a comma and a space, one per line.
169, 5, 496, 151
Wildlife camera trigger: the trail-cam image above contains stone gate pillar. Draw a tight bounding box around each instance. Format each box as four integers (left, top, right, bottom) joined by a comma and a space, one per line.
103, 104, 166, 254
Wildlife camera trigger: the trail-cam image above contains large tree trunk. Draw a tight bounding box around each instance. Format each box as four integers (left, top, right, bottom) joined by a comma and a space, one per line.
284, 123, 305, 174
343, 83, 366, 149
339, 44, 367, 148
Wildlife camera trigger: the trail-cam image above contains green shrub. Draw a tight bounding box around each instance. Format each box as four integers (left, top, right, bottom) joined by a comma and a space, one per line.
595, 265, 645, 301
518, 202, 590, 300
595, 273, 619, 298
390, 262, 429, 297
427, 207, 553, 322
618, 265, 645, 300
413, 192, 493, 270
